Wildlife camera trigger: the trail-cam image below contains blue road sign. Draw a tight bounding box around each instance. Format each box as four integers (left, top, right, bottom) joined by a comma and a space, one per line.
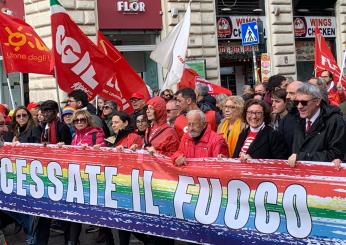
241, 21, 259, 46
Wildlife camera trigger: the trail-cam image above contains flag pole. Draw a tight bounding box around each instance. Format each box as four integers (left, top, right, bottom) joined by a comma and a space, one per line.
5, 75, 15, 109
338, 49, 346, 86
54, 67, 62, 120
0, 44, 15, 109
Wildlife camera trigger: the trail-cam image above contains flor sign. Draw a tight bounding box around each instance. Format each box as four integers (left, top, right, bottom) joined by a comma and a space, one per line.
117, 0, 145, 12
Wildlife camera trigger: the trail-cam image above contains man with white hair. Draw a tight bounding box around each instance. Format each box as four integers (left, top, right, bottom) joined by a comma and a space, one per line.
288, 83, 346, 167
172, 110, 229, 166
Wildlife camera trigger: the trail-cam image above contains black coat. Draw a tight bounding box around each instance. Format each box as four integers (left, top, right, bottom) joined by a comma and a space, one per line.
17, 125, 42, 143
233, 125, 288, 160
278, 106, 299, 155
292, 103, 346, 162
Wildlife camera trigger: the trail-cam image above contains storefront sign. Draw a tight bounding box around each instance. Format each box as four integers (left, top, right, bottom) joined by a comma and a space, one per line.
0, 0, 24, 19
97, 0, 162, 29
217, 16, 336, 40
219, 43, 259, 54
294, 16, 336, 38
261, 53, 271, 82
217, 16, 266, 40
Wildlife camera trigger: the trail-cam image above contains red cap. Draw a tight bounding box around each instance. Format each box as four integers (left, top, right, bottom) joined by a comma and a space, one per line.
130, 92, 145, 100
27, 102, 39, 110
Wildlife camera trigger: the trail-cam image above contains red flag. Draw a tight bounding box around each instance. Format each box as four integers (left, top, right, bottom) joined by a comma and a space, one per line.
178, 68, 232, 96
50, 1, 116, 100
0, 12, 53, 75
314, 26, 346, 88
97, 31, 150, 112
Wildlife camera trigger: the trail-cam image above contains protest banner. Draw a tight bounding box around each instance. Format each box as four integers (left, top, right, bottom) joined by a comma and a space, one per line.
0, 144, 345, 244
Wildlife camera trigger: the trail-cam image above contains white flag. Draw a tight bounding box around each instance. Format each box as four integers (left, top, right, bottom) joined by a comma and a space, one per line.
150, 2, 191, 89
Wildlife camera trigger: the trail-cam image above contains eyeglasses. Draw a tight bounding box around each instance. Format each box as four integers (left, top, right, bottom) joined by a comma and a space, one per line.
0, 121, 6, 126
16, 113, 28, 119
73, 118, 87, 124
224, 105, 237, 110
136, 120, 147, 124
103, 105, 113, 110
42, 109, 55, 114
166, 109, 178, 113
246, 111, 263, 117
67, 99, 76, 104
320, 76, 329, 79
293, 98, 316, 107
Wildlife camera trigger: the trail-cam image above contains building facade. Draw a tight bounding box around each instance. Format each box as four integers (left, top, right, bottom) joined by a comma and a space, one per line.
0, 0, 345, 105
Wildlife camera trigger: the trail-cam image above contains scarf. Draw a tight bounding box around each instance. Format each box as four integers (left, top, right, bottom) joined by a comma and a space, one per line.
218, 118, 243, 157
48, 120, 57, 144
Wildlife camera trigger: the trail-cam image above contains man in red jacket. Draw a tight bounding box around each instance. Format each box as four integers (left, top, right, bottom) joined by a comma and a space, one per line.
173, 110, 229, 166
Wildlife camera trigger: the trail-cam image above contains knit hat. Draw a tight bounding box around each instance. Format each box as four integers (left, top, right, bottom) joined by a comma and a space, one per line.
62, 106, 75, 116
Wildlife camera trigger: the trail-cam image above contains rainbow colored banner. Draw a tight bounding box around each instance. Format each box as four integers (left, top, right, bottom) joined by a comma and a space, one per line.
0, 144, 345, 244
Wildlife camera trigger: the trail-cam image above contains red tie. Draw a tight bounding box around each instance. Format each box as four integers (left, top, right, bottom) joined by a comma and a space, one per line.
306, 120, 312, 132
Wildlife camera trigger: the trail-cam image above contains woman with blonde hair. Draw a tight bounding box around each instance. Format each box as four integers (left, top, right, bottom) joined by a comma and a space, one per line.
217, 96, 246, 157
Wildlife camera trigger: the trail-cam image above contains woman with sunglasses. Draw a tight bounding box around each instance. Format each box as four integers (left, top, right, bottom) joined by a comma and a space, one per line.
11, 106, 42, 143
233, 99, 288, 161
66, 110, 106, 244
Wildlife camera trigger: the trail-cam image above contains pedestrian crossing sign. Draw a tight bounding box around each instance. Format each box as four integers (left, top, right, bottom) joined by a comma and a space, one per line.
241, 21, 259, 46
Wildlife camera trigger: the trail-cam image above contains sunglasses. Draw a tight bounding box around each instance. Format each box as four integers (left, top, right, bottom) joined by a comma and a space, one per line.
293, 99, 316, 107
73, 118, 87, 124
136, 119, 147, 124
16, 113, 28, 119
103, 105, 113, 110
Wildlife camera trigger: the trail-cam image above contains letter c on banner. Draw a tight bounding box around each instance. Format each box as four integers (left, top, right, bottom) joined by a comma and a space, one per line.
0, 158, 14, 194
224, 180, 250, 229
283, 184, 312, 238
254, 182, 280, 234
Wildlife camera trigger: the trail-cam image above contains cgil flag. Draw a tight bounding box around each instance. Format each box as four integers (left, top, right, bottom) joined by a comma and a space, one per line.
150, 2, 191, 89
314, 25, 346, 88
50, 0, 116, 101
178, 67, 232, 96
97, 31, 150, 112
0, 12, 53, 75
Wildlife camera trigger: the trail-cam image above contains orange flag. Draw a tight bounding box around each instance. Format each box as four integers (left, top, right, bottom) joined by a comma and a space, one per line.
0, 12, 53, 75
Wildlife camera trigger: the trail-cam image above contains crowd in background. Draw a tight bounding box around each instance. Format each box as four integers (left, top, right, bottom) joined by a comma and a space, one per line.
0, 69, 345, 245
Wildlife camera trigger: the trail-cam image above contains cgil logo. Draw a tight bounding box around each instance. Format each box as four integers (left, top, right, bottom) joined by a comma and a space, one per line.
117, 0, 146, 12
55, 25, 99, 95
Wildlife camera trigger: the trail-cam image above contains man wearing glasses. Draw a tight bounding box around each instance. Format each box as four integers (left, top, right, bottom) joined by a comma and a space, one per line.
288, 83, 346, 167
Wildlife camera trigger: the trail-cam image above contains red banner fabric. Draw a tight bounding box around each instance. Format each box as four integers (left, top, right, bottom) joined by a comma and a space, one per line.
179, 67, 232, 95
314, 26, 346, 88
50, 8, 116, 101
0, 12, 53, 75
97, 31, 150, 112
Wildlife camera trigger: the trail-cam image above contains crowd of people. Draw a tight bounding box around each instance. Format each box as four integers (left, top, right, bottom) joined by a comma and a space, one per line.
0, 70, 345, 244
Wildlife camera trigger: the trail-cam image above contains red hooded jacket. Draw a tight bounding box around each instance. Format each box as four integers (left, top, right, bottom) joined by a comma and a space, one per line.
145, 96, 180, 156
172, 124, 229, 161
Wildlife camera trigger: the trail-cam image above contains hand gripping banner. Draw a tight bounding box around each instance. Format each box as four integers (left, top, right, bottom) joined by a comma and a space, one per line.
0, 144, 345, 244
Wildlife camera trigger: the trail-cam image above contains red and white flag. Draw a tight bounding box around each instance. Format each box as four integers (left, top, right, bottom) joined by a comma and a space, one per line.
50, 0, 116, 100
314, 26, 346, 88
97, 31, 150, 112
0, 12, 53, 75
178, 67, 232, 96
